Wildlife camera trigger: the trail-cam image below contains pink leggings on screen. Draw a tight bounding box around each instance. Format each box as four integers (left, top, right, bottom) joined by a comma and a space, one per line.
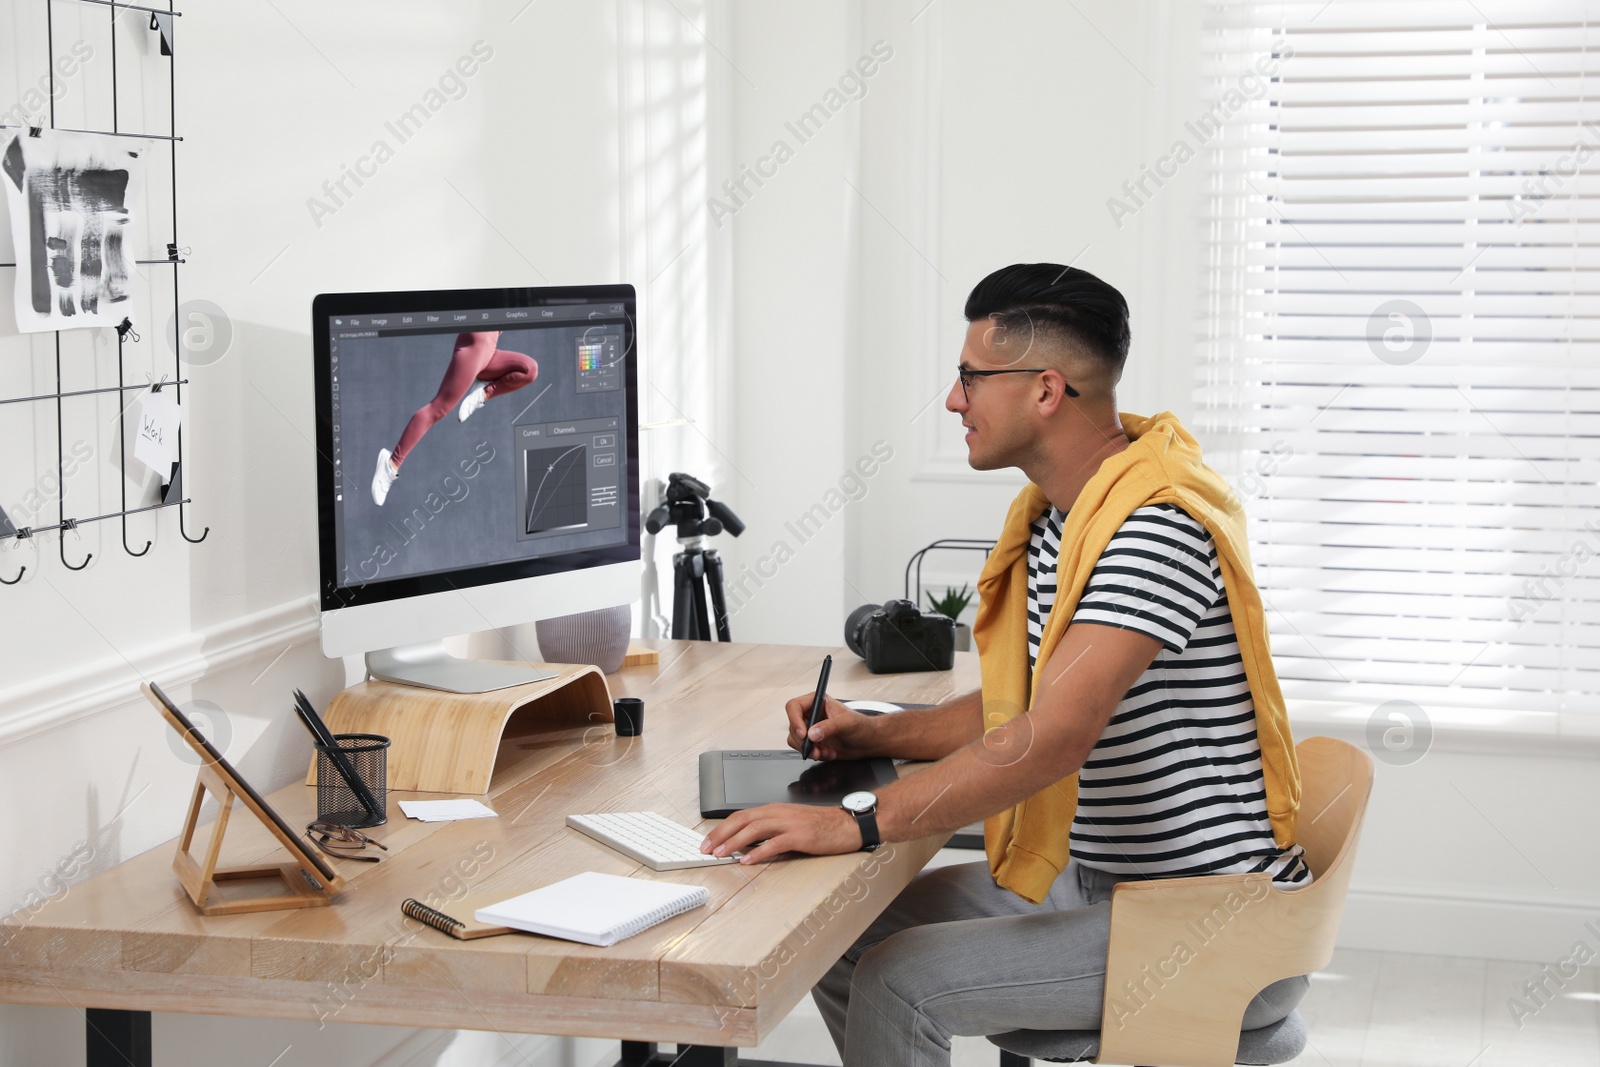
392, 331, 536, 465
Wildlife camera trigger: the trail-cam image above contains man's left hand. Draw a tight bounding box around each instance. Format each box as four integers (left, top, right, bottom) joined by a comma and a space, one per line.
699, 803, 862, 864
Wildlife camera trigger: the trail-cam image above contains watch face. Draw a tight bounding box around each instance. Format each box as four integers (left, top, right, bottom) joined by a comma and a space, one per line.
842, 791, 876, 813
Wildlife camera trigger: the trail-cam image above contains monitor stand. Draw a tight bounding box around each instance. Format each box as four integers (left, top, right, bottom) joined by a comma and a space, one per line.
312, 661, 613, 794
366, 641, 557, 694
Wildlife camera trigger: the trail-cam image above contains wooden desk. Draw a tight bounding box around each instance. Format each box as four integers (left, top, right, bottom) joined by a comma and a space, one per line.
0, 641, 982, 1066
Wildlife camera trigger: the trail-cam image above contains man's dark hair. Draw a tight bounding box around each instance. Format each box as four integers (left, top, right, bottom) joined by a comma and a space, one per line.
963, 263, 1131, 377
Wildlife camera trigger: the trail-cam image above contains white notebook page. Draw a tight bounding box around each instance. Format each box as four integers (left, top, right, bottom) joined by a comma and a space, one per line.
474, 870, 709, 947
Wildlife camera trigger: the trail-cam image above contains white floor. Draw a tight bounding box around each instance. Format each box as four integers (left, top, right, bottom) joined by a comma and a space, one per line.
728, 851, 1600, 1067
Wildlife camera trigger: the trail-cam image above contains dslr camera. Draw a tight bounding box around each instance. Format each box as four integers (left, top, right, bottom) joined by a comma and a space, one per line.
844, 599, 956, 674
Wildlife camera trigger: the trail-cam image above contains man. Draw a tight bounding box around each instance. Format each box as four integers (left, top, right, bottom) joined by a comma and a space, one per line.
699, 263, 1310, 1066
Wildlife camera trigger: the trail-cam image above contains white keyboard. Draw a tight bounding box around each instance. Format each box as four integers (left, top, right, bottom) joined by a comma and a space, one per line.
566, 811, 739, 871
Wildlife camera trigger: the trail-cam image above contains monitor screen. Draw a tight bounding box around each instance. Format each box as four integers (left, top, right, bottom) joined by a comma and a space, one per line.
313, 285, 640, 614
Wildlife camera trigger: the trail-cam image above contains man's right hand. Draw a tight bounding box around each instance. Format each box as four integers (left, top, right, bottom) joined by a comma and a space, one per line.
785, 692, 875, 761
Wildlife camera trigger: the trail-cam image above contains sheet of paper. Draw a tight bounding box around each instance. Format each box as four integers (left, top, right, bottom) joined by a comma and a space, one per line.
133, 389, 181, 473
1, 129, 147, 333
843, 700, 905, 714
398, 799, 498, 822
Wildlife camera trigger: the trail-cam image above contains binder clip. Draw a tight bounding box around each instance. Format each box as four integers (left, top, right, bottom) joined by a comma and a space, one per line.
28, 126, 42, 138
162, 461, 183, 504
165, 243, 190, 262
149, 12, 174, 56
116, 318, 140, 343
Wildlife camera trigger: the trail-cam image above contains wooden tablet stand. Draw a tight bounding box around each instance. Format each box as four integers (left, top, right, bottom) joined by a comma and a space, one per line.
175, 762, 343, 915
143, 683, 345, 916
307, 663, 613, 795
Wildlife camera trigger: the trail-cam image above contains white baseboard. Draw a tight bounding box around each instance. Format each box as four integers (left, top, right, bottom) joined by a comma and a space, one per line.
374, 1029, 625, 1067
1340, 885, 1600, 964
370, 1029, 457, 1067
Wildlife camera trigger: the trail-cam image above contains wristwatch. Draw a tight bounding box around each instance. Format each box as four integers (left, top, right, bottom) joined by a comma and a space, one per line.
841, 790, 881, 852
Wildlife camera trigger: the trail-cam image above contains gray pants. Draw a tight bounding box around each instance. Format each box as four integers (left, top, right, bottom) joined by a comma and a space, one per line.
812, 859, 1308, 1067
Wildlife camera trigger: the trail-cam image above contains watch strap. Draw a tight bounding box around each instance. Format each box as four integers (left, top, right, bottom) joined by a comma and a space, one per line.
852, 807, 880, 852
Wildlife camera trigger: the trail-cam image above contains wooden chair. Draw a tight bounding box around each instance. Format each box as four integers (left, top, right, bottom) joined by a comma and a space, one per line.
988, 736, 1374, 1067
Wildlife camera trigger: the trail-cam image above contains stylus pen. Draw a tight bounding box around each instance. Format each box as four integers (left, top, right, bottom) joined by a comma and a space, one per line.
293, 689, 339, 748
800, 654, 833, 761
294, 690, 382, 820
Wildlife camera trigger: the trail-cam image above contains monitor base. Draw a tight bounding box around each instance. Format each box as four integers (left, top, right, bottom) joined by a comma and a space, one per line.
365, 642, 557, 694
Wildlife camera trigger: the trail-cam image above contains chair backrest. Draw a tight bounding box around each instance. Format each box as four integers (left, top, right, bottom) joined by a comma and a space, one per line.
1093, 736, 1374, 1067
1294, 735, 1373, 882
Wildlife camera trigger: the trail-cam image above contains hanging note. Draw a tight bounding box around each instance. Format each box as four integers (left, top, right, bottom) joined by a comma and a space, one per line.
134, 389, 183, 473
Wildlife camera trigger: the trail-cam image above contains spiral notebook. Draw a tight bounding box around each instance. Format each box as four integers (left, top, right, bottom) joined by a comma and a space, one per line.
472, 871, 709, 947
401, 896, 516, 941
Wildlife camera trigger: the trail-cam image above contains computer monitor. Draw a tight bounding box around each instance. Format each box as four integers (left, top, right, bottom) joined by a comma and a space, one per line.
312, 284, 641, 693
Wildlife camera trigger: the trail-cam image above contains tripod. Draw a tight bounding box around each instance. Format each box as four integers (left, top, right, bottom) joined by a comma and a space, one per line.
671, 540, 731, 641
646, 472, 745, 642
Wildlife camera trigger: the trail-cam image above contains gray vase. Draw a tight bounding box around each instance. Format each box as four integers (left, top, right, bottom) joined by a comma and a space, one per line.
535, 605, 633, 673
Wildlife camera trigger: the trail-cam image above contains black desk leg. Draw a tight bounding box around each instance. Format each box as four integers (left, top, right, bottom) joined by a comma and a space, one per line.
673, 1047, 737, 1066
86, 1008, 152, 1067
614, 1042, 813, 1066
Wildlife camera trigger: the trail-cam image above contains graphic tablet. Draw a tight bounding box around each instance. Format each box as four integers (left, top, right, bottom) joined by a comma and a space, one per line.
699, 749, 898, 818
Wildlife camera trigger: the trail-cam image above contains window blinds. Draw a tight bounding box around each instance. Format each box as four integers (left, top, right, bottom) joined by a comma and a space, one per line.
1196, 0, 1600, 715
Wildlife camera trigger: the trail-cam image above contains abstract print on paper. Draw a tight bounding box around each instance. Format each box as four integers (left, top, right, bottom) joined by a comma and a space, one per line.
1, 129, 145, 333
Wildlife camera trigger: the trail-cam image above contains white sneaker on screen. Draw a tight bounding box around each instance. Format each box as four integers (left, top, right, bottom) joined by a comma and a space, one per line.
458, 383, 490, 422
372, 448, 398, 506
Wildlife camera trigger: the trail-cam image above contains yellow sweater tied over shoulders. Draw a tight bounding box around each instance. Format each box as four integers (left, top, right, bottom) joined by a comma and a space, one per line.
972, 411, 1301, 904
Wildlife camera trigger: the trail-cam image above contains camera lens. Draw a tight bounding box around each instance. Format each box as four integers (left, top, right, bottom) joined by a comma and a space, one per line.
844, 603, 881, 658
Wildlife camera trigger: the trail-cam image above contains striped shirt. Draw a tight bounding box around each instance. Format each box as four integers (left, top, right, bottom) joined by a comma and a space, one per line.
1027, 503, 1311, 886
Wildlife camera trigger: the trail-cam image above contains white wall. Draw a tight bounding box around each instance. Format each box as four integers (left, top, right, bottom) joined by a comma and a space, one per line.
702, 2, 864, 645
714, 1, 1209, 644
1292, 712, 1600, 964
846, 0, 1207, 619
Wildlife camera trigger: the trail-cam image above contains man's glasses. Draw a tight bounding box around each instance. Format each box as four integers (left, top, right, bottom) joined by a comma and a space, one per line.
957, 367, 1079, 403
305, 820, 389, 863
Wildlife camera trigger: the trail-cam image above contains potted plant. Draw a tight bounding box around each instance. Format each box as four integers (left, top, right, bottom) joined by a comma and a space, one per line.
927, 584, 975, 652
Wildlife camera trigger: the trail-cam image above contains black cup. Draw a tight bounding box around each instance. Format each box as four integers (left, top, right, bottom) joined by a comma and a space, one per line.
613, 697, 644, 736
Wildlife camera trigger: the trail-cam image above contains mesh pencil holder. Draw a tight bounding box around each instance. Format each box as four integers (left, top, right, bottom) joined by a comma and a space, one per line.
315, 733, 389, 828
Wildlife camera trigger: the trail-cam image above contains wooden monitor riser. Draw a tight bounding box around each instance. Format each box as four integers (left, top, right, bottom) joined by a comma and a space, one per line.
306, 662, 614, 795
